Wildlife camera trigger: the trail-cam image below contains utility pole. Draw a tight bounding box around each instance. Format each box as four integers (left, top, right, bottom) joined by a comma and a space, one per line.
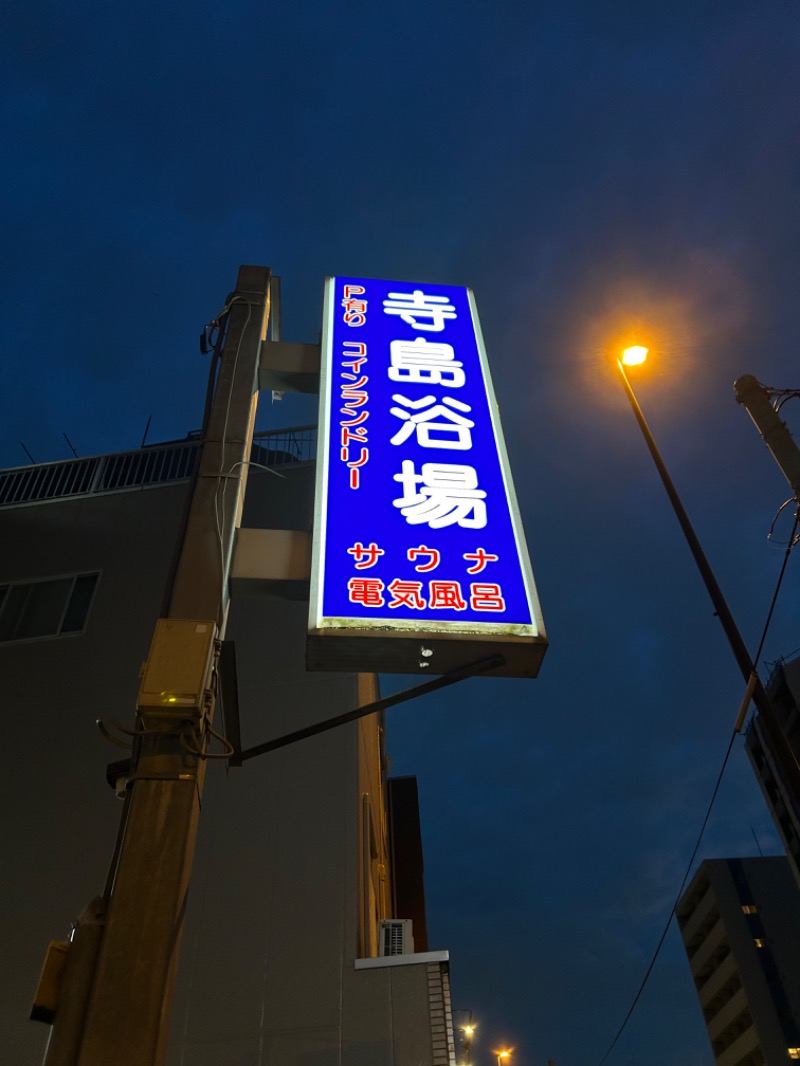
732, 370, 800, 813
44, 266, 271, 1065
734, 374, 800, 500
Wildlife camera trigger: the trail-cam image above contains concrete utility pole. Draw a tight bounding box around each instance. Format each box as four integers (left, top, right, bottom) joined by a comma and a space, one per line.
732, 371, 800, 801
44, 266, 271, 1065
734, 375, 800, 500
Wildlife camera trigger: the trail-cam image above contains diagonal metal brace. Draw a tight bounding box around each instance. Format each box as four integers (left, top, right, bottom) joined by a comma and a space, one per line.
233, 654, 505, 765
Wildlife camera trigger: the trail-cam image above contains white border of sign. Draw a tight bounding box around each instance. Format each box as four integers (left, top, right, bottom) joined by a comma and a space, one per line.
308, 277, 547, 677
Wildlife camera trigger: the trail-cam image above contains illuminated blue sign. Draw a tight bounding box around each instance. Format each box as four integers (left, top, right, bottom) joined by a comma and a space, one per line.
308, 276, 547, 678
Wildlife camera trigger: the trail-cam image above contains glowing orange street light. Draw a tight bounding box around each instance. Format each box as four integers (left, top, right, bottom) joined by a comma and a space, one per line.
495, 1049, 513, 1066
620, 344, 649, 366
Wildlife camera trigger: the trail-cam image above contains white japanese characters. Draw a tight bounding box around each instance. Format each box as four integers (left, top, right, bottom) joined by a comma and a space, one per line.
324, 277, 519, 623
381, 288, 489, 529
392, 460, 487, 529
388, 338, 465, 388
389, 395, 474, 450
382, 290, 457, 332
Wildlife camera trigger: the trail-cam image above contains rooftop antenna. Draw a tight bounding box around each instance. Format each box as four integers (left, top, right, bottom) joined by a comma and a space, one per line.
140, 415, 152, 449
63, 432, 79, 459
269, 274, 282, 341
750, 824, 765, 857
20, 441, 36, 464
269, 274, 285, 403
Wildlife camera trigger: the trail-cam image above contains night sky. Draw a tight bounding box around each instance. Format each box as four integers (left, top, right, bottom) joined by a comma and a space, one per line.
4, 2, 800, 1064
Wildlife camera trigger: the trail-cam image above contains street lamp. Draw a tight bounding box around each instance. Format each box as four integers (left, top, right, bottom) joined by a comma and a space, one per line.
462, 1024, 476, 1064
453, 1009, 475, 1065
614, 347, 800, 789
621, 345, 648, 366
614, 344, 761, 703
495, 1048, 513, 1066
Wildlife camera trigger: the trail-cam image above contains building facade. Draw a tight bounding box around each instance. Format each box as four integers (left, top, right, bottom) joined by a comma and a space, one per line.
676, 857, 800, 1066
0, 431, 455, 1065
746, 656, 800, 892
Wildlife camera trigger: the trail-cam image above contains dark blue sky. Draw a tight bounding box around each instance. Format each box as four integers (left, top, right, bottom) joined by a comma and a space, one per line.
4, 2, 800, 1063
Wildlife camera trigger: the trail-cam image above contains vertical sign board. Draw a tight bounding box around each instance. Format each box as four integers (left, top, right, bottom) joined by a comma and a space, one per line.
308, 277, 547, 678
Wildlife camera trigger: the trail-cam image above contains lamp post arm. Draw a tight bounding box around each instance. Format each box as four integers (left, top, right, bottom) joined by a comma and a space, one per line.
618, 361, 757, 683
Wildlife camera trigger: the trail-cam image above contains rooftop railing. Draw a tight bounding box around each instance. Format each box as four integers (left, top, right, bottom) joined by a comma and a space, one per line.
0, 425, 317, 509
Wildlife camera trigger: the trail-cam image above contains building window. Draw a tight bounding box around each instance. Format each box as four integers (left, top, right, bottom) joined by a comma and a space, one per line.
788, 1050, 800, 1060
0, 574, 99, 643
742, 905, 758, 914
754, 938, 765, 948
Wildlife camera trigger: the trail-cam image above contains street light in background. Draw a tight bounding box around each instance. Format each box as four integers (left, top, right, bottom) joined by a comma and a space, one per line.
461, 1023, 476, 1064
453, 1009, 476, 1066
614, 345, 800, 792
495, 1047, 513, 1066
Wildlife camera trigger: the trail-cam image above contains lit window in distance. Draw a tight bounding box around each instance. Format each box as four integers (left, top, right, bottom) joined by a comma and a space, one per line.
754, 938, 765, 948
788, 1050, 800, 1060
742, 905, 758, 914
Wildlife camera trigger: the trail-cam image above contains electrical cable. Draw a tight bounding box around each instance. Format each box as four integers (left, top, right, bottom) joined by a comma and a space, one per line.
596, 732, 737, 1066
767, 499, 796, 543
180, 722, 236, 760
595, 522, 798, 1066
96, 716, 167, 744
96, 720, 133, 749
772, 390, 800, 413
160, 297, 232, 618
207, 460, 287, 483
767, 500, 800, 548
206, 723, 236, 758
212, 299, 253, 617
750, 510, 800, 687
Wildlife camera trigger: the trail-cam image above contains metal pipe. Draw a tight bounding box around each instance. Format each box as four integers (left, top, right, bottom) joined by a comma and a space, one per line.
616, 360, 800, 798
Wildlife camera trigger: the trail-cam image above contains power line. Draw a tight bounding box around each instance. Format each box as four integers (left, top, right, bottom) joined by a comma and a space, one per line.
595, 521, 798, 1066
596, 731, 736, 1066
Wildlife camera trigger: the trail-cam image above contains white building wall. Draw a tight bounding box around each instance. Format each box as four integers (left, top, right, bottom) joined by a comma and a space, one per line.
1, 456, 452, 1066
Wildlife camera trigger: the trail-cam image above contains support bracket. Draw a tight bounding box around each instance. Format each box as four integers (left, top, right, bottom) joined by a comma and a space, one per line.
233, 653, 505, 765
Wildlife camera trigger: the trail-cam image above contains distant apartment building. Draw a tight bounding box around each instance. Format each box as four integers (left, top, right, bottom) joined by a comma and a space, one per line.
746, 655, 800, 891
676, 857, 800, 1066
0, 430, 456, 1066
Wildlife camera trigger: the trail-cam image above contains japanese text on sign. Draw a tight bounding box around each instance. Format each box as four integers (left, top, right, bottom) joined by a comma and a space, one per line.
312, 275, 544, 650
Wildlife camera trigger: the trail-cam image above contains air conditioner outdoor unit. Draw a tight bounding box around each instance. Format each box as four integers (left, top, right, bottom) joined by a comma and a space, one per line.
379, 918, 414, 957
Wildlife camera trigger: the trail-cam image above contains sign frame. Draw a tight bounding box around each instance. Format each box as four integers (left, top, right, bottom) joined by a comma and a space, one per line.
308, 276, 547, 678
